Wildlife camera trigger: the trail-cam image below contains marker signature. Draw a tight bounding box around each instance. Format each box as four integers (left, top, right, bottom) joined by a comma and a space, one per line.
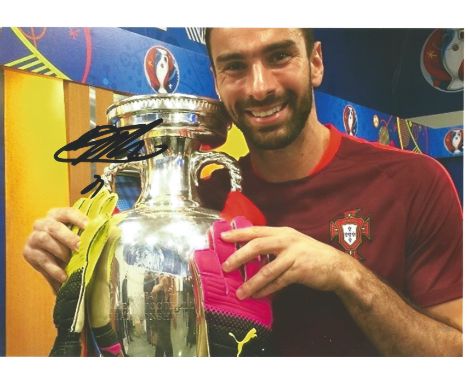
54, 118, 167, 164
54, 119, 168, 197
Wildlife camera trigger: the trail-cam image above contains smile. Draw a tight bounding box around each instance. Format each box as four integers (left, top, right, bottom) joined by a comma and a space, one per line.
246, 103, 286, 118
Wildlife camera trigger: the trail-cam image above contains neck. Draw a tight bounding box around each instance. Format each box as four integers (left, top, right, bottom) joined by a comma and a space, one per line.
248, 110, 330, 183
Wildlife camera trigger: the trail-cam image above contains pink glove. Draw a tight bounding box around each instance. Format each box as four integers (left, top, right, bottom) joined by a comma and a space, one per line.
192, 216, 272, 357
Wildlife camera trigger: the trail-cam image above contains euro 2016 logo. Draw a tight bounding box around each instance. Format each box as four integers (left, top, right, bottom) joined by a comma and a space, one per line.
343, 105, 358, 136
144, 46, 180, 94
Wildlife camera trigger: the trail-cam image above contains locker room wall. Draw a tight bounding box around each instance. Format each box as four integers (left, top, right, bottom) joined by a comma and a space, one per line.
3, 69, 121, 355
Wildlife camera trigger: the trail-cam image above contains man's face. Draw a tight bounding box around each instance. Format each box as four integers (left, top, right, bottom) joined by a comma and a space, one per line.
209, 28, 319, 150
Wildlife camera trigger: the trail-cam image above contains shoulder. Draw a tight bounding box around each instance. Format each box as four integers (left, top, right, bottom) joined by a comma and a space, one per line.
338, 134, 451, 185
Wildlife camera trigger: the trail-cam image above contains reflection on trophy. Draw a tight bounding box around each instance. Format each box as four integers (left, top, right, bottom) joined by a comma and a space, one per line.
96, 94, 241, 356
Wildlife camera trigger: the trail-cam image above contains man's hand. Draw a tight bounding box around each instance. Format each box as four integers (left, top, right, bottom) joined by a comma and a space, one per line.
220, 226, 354, 299
23, 207, 89, 291
221, 225, 462, 356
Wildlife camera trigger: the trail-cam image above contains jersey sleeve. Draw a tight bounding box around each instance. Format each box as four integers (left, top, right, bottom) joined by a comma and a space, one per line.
404, 156, 462, 308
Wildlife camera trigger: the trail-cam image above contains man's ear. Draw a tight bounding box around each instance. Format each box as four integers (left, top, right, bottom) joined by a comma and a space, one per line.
310, 41, 324, 88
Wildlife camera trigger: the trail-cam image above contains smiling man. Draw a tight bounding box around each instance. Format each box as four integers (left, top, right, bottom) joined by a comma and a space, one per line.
24, 28, 462, 356
209, 29, 316, 152
201, 28, 462, 356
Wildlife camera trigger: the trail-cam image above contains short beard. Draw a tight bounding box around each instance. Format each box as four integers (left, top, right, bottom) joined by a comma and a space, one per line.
234, 87, 313, 151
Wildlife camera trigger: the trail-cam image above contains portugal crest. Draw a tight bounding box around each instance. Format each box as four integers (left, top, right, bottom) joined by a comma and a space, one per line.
330, 210, 370, 261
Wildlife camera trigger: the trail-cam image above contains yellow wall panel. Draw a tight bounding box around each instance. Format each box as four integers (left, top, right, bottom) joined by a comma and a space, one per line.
200, 124, 249, 179
64, 81, 92, 204
4, 69, 69, 356
217, 124, 249, 160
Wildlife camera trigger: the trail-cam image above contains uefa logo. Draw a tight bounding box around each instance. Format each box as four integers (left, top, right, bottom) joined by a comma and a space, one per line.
420, 29, 464, 93
144, 46, 180, 94
343, 105, 358, 136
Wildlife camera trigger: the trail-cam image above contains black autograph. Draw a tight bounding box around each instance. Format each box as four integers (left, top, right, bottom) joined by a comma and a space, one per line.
54, 118, 167, 164
54, 119, 168, 197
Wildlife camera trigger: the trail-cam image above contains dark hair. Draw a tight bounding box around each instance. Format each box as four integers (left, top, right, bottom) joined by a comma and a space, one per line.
204, 28, 315, 68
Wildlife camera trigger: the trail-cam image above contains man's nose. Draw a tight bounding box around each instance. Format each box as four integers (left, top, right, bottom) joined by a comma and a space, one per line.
246, 62, 277, 101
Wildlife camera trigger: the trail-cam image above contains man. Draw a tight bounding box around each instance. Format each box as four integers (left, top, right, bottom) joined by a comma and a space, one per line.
24, 28, 462, 356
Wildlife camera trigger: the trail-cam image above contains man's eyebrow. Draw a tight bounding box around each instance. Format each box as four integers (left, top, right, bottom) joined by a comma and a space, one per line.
215, 39, 298, 65
215, 52, 244, 65
262, 40, 297, 54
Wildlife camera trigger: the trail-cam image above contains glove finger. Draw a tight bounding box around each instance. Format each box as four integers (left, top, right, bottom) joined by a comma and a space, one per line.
87, 213, 123, 329
231, 216, 253, 231
99, 192, 118, 218
71, 197, 88, 211
68, 217, 110, 333
70, 197, 92, 235
211, 220, 236, 264
210, 220, 246, 288
87, 226, 118, 328
194, 249, 223, 276
230, 217, 262, 281
87, 189, 110, 219
83, 217, 111, 286
65, 215, 108, 279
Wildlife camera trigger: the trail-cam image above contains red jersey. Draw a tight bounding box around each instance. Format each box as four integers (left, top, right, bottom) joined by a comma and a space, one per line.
199, 124, 462, 356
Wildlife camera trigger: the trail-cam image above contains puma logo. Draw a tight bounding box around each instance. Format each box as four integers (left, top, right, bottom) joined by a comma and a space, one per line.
228, 328, 257, 357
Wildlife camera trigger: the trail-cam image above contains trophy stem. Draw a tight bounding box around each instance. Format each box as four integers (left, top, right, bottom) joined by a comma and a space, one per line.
135, 136, 201, 210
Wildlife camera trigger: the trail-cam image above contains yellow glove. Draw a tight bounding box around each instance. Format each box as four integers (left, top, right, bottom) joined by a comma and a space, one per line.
86, 218, 124, 356
49, 189, 118, 357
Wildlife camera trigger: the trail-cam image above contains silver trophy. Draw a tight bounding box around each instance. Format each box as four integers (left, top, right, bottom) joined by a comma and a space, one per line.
99, 94, 241, 356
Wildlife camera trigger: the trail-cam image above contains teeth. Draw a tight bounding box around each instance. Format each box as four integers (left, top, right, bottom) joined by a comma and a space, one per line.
250, 104, 282, 118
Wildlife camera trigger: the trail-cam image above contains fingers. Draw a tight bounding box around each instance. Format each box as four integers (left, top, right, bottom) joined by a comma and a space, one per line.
37, 208, 87, 250
222, 235, 285, 272
23, 245, 67, 286
236, 254, 293, 299
252, 273, 290, 299
30, 218, 79, 262
24, 208, 86, 288
220, 227, 291, 298
47, 207, 89, 229
221, 226, 280, 242
219, 226, 304, 299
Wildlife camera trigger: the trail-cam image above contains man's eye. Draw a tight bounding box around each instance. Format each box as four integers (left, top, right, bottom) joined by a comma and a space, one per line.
223, 62, 246, 72
270, 52, 290, 64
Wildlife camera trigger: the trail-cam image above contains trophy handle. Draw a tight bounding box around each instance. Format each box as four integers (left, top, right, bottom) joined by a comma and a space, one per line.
102, 162, 144, 194
190, 151, 242, 192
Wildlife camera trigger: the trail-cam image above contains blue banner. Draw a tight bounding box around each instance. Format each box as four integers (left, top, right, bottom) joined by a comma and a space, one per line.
0, 27, 217, 98
315, 90, 462, 159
